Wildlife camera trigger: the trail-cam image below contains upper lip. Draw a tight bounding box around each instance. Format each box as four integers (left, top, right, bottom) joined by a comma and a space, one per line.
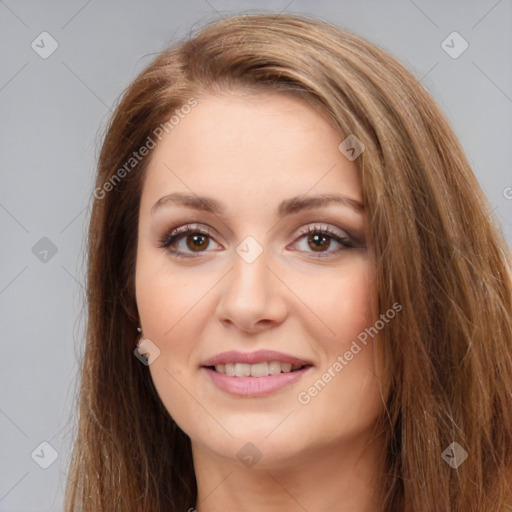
201, 350, 313, 367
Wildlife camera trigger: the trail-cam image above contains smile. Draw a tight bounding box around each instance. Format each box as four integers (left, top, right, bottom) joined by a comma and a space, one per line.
202, 364, 313, 399
201, 349, 314, 396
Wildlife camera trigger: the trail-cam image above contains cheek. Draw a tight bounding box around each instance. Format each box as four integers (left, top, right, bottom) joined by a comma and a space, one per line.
332, 270, 373, 338
135, 279, 201, 379
291, 258, 382, 434
135, 248, 216, 428
290, 255, 374, 344
135, 246, 212, 338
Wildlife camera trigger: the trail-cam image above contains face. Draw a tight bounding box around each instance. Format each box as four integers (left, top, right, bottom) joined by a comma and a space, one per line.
135, 90, 385, 469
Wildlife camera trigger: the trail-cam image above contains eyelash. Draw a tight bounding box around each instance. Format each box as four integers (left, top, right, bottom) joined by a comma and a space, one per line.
157, 223, 358, 259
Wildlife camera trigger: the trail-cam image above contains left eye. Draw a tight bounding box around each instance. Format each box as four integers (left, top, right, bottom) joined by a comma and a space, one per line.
289, 225, 355, 256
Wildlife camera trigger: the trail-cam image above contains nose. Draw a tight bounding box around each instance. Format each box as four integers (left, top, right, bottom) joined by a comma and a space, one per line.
216, 246, 289, 334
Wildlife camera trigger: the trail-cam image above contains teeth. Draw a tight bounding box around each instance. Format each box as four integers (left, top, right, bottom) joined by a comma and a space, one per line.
235, 363, 251, 377
250, 361, 268, 377
214, 360, 303, 377
268, 361, 281, 375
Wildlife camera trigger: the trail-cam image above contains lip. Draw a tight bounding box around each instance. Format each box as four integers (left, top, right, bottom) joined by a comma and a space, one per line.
202, 366, 313, 397
201, 349, 312, 367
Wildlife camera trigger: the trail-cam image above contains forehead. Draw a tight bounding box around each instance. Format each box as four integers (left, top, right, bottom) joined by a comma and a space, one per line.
140, 91, 362, 211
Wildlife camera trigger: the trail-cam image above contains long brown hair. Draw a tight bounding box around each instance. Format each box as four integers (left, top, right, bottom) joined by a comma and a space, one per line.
64, 12, 512, 511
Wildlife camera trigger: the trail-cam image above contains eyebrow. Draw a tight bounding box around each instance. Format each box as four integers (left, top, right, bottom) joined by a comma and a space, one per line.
150, 192, 364, 216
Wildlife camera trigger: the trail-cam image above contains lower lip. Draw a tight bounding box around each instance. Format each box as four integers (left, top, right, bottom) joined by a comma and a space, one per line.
202, 366, 312, 397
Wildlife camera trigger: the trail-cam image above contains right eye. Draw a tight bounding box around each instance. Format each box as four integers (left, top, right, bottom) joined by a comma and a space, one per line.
158, 223, 222, 258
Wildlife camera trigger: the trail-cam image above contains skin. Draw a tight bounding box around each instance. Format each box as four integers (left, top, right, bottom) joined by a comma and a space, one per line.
135, 90, 387, 511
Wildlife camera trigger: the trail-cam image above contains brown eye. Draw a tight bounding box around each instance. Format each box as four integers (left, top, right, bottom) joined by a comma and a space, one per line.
186, 233, 210, 252
307, 233, 331, 252
291, 224, 359, 257
158, 224, 221, 258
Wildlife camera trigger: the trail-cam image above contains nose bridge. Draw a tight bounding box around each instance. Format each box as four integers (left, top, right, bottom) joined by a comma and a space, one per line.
229, 240, 272, 304
217, 236, 288, 330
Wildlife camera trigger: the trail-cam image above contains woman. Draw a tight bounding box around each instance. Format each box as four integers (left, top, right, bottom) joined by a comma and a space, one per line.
65, 12, 512, 511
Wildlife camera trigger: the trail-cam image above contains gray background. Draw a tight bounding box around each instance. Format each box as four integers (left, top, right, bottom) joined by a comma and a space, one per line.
1, 1, 511, 510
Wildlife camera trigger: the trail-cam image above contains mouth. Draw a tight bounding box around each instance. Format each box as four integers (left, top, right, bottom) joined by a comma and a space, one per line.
201, 349, 314, 398
200, 350, 314, 397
